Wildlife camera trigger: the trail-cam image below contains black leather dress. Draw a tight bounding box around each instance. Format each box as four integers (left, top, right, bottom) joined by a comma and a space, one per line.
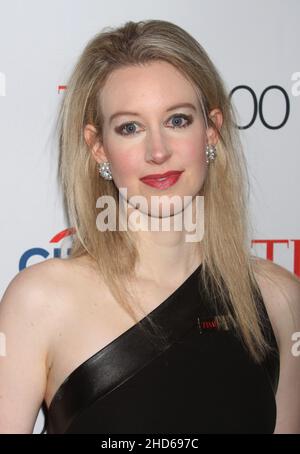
42, 263, 279, 434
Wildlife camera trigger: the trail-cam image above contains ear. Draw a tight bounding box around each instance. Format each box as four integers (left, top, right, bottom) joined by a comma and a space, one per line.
206, 108, 223, 146
83, 124, 108, 164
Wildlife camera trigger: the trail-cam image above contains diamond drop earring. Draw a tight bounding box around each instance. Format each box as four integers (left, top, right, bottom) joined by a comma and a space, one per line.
98, 161, 113, 180
205, 144, 217, 164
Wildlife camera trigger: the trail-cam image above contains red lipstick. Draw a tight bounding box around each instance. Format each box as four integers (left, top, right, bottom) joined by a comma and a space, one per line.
140, 170, 184, 190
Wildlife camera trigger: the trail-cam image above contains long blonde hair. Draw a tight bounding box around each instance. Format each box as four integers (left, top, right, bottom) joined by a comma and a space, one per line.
57, 19, 274, 361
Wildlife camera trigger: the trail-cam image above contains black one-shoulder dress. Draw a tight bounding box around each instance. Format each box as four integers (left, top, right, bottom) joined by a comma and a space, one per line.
43, 263, 279, 434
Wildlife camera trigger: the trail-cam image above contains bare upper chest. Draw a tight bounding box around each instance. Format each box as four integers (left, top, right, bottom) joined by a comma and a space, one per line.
44, 263, 177, 409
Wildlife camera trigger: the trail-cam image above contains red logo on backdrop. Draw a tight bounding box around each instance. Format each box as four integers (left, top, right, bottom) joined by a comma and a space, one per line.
252, 239, 300, 277
49, 227, 75, 243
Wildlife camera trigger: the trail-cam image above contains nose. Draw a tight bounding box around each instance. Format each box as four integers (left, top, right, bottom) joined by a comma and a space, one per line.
144, 127, 172, 165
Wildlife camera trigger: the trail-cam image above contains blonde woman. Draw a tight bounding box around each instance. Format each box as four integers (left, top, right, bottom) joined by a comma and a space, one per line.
0, 19, 299, 434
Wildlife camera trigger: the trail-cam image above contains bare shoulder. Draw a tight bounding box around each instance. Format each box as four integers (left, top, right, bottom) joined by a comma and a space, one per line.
1, 257, 64, 316
0, 256, 93, 433
0, 257, 76, 324
252, 257, 300, 348
252, 255, 300, 301
0, 255, 97, 338
2, 254, 93, 301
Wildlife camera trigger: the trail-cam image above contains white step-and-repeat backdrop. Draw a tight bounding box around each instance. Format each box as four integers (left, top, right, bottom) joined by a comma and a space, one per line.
0, 0, 299, 433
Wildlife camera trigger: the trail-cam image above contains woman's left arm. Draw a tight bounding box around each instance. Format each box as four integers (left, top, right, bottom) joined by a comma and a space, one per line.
254, 258, 300, 434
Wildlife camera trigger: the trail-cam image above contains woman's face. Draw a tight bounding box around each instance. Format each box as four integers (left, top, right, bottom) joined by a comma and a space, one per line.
87, 60, 218, 217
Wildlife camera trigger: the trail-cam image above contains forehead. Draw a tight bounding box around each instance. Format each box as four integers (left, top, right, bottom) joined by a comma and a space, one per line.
99, 61, 198, 112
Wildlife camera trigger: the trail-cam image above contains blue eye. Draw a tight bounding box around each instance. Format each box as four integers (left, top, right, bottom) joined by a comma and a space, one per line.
170, 114, 191, 128
115, 113, 193, 137
120, 123, 138, 135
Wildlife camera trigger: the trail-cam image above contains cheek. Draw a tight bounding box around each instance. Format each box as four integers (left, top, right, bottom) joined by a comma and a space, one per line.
108, 149, 141, 187
181, 136, 206, 166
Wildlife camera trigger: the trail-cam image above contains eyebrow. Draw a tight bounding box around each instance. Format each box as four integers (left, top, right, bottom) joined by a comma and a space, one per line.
108, 102, 197, 124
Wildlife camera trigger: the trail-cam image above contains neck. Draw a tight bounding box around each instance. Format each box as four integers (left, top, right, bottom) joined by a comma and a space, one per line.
123, 196, 203, 284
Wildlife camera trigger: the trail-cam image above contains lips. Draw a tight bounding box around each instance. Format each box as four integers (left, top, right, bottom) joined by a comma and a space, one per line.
140, 170, 184, 190
140, 170, 183, 180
